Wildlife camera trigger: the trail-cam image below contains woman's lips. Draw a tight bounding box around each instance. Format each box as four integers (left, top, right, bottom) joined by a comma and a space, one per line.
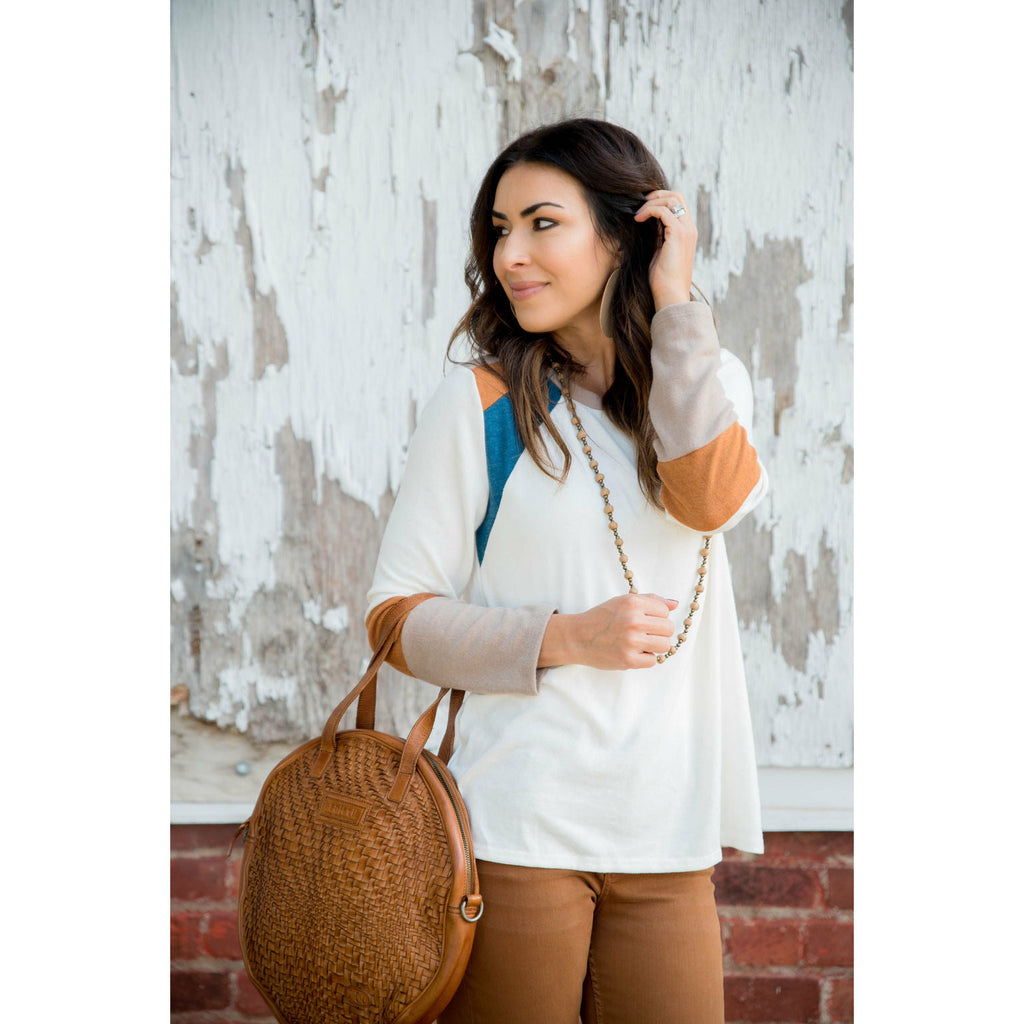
510, 282, 546, 301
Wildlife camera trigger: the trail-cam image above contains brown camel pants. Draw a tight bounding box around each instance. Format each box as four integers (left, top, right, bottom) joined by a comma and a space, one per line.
438, 860, 724, 1024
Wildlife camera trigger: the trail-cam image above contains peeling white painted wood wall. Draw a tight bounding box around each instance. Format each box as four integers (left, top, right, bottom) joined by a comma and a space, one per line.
171, 0, 854, 803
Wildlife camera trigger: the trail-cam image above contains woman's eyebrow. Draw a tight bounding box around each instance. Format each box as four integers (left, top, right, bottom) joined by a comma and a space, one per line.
490, 201, 566, 221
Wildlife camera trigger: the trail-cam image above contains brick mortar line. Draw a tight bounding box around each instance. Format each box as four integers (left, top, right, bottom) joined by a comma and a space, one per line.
724, 856, 854, 865
718, 864, 853, 874
175, 846, 853, 860
171, 852, 242, 861
720, 913, 856, 921
172, 902, 241, 913
723, 965, 855, 976
171, 906, 854, 920
169, 1006, 274, 1020
723, 965, 853, 977
171, 903, 854, 918
171, 959, 247, 970
168, 846, 855, 855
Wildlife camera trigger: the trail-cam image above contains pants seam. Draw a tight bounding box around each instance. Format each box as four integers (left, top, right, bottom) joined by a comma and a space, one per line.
586, 944, 604, 1024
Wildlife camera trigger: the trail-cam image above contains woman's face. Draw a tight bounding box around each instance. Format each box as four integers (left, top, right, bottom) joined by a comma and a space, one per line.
491, 162, 617, 338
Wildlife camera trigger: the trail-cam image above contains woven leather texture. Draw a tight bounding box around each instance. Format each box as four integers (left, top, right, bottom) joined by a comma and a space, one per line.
239, 731, 463, 1024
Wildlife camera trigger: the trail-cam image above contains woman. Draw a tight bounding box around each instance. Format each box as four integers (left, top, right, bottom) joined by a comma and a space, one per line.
366, 118, 768, 1024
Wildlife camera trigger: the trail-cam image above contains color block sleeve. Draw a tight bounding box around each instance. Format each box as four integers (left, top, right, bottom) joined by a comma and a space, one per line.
648, 302, 768, 533
365, 366, 556, 694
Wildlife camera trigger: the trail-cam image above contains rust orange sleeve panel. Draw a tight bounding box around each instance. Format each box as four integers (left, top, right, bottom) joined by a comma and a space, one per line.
658, 421, 762, 532
365, 593, 438, 676
472, 363, 508, 412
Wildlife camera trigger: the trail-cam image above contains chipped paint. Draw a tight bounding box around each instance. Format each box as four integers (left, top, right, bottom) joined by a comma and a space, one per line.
605, 0, 854, 765
483, 21, 523, 81
171, 0, 853, 797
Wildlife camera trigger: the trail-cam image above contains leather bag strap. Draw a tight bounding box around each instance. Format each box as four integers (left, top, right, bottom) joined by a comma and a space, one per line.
387, 686, 451, 802
438, 689, 465, 764
355, 600, 409, 730
311, 610, 403, 776
312, 598, 467, 778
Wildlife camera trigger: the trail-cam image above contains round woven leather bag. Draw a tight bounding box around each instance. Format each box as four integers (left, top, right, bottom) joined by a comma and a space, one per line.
235, 610, 483, 1024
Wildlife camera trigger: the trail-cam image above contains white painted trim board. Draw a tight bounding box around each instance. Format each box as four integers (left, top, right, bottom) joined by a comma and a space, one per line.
171, 767, 853, 831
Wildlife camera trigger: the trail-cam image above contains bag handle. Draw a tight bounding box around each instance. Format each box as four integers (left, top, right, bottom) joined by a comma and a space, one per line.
386, 685, 450, 803
355, 595, 437, 729
355, 600, 407, 731
312, 598, 465, 779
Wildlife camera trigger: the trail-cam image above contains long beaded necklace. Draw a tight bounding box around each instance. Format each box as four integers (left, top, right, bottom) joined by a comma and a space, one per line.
554, 367, 712, 663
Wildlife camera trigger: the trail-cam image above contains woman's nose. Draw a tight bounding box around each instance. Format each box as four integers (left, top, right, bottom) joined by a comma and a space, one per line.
496, 229, 530, 271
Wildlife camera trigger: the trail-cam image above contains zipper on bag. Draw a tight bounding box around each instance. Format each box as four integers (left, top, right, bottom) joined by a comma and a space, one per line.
423, 750, 476, 898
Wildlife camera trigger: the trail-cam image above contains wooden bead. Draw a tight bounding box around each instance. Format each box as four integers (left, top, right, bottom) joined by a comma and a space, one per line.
698, 566, 707, 575
684, 617, 693, 627
595, 473, 604, 483
624, 569, 633, 580
608, 521, 618, 531
615, 536, 624, 547
577, 430, 587, 440
604, 503, 614, 516
695, 584, 704, 593
690, 601, 700, 612
583, 444, 592, 455
619, 552, 628, 564
600, 487, 610, 498
700, 547, 710, 558
589, 459, 599, 470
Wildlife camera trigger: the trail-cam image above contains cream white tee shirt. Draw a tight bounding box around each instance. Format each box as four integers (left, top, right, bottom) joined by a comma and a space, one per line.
367, 303, 767, 871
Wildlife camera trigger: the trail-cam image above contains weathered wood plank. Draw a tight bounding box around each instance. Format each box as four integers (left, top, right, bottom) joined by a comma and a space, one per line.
170, 0, 853, 800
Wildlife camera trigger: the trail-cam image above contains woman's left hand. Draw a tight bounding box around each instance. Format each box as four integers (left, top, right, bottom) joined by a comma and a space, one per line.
634, 189, 698, 311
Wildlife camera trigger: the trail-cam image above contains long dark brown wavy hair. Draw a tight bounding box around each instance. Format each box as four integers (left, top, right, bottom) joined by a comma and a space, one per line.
447, 117, 701, 508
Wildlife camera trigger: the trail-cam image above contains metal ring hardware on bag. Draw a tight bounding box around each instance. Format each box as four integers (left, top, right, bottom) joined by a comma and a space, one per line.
554, 367, 711, 662
460, 895, 485, 923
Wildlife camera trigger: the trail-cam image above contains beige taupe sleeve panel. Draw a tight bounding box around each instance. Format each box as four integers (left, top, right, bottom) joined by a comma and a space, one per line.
648, 302, 767, 533
402, 597, 557, 696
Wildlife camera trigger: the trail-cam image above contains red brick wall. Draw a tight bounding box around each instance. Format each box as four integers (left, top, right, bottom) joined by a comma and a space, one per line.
717, 833, 853, 1023
171, 825, 852, 1023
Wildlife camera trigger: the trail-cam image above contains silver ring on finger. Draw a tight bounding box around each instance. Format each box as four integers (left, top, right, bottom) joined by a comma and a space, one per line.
670, 203, 686, 217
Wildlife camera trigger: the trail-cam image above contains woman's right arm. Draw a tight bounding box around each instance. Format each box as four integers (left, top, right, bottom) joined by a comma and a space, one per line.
366, 366, 557, 696
367, 367, 678, 689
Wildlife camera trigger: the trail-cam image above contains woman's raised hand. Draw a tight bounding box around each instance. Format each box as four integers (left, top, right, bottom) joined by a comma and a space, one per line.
539, 593, 680, 671
633, 188, 698, 312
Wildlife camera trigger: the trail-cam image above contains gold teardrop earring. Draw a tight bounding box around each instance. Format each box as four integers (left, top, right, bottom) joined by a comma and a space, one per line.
599, 268, 620, 338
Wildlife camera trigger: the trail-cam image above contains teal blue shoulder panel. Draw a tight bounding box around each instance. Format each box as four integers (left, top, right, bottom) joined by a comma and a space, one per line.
475, 379, 562, 564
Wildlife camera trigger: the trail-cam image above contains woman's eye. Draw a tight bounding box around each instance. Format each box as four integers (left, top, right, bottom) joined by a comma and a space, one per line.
491, 218, 556, 238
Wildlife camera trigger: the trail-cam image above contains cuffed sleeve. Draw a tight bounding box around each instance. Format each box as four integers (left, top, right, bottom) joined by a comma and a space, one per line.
649, 302, 768, 532
402, 597, 558, 695
365, 593, 438, 676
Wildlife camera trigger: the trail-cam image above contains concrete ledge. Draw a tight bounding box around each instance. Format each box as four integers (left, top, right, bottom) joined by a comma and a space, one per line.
171, 767, 853, 831
758, 767, 853, 831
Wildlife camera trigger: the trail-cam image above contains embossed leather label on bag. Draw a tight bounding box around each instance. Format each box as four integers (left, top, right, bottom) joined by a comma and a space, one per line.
315, 791, 369, 829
